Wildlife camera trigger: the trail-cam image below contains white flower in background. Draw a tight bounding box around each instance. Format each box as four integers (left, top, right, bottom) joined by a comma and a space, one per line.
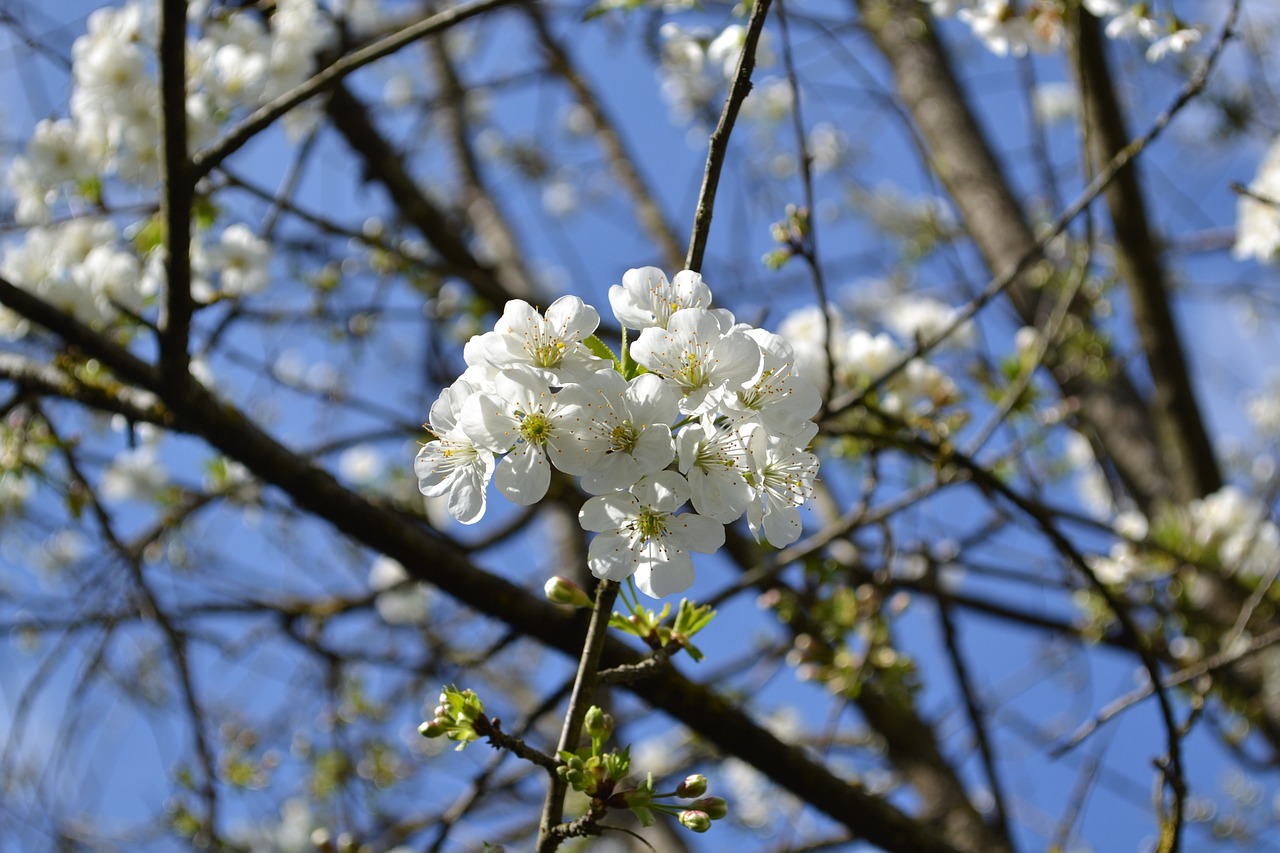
609, 267, 712, 330
630, 307, 763, 416
960, 1, 1038, 57
1105, 6, 1159, 41
339, 444, 383, 486
1183, 486, 1280, 580
1032, 83, 1079, 125
707, 24, 774, 79
880, 295, 974, 350
677, 421, 752, 522
555, 372, 679, 494
0, 473, 32, 515
469, 296, 608, 384
579, 471, 724, 598
102, 444, 168, 502
1145, 25, 1202, 62
202, 224, 270, 297
842, 330, 902, 385
541, 179, 578, 218
808, 123, 848, 173
925, 0, 976, 18
744, 423, 819, 547
1082, 0, 1127, 15
779, 304, 844, 396
1064, 431, 1111, 516
886, 359, 960, 414
458, 366, 588, 505
416, 378, 497, 524
369, 555, 430, 626
1234, 136, 1280, 263
1246, 382, 1280, 435
22, 118, 93, 190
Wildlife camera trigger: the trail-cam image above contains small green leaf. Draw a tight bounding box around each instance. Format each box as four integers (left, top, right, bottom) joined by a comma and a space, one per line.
584, 334, 620, 366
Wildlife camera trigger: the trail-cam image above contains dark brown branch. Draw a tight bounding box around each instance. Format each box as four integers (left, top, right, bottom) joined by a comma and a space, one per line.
1070, 8, 1221, 504
536, 580, 618, 852
158, 0, 193, 387
851, 0, 1169, 511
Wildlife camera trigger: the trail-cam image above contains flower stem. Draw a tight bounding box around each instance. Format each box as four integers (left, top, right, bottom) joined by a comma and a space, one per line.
535, 579, 619, 852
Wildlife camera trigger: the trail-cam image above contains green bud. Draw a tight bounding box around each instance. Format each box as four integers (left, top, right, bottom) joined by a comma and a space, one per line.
544, 576, 591, 608
679, 810, 712, 833
676, 774, 708, 798
418, 719, 446, 738
584, 706, 613, 741
690, 797, 727, 820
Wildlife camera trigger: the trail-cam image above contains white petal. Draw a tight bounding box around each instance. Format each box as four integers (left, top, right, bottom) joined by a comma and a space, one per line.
495, 444, 550, 505
588, 532, 641, 581
633, 470, 690, 512
634, 549, 695, 598
579, 492, 639, 532
668, 512, 726, 554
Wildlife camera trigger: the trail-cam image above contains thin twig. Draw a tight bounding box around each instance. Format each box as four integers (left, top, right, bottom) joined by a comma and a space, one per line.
535, 580, 619, 853
685, 0, 774, 272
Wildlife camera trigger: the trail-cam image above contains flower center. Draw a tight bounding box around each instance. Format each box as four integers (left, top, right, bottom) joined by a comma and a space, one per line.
608, 421, 639, 454
518, 412, 552, 444
636, 508, 667, 541
531, 339, 567, 368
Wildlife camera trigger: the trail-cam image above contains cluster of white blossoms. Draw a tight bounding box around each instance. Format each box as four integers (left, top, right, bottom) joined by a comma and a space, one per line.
777, 302, 962, 415
1089, 486, 1280, 586
415, 267, 822, 598
927, 1, 1202, 62
1, 0, 330, 335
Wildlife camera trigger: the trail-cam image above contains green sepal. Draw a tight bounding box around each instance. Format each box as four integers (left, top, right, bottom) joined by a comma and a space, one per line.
584, 334, 620, 368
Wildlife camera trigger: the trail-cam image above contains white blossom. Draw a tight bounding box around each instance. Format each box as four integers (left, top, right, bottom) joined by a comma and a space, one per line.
369, 556, 431, 625
609, 267, 711, 330
630, 307, 763, 416
468, 296, 608, 384
555, 372, 679, 494
457, 366, 588, 505
677, 420, 752, 523
416, 378, 497, 524
579, 471, 724, 598
744, 423, 819, 547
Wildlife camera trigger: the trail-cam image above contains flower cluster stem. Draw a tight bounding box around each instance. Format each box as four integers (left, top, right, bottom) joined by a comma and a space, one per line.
535, 579, 619, 853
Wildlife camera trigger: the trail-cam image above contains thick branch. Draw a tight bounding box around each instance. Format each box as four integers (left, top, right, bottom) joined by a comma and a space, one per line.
1070, 10, 1221, 503
852, 0, 1171, 512
158, 0, 192, 386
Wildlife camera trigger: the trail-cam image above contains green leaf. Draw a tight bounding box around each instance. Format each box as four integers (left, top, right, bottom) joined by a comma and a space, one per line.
584, 334, 620, 367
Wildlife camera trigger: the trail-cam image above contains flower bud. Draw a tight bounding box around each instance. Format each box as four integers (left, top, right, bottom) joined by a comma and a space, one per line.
584, 706, 613, 741
418, 719, 446, 738
679, 810, 712, 833
544, 576, 591, 608
689, 796, 728, 820
676, 774, 708, 798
